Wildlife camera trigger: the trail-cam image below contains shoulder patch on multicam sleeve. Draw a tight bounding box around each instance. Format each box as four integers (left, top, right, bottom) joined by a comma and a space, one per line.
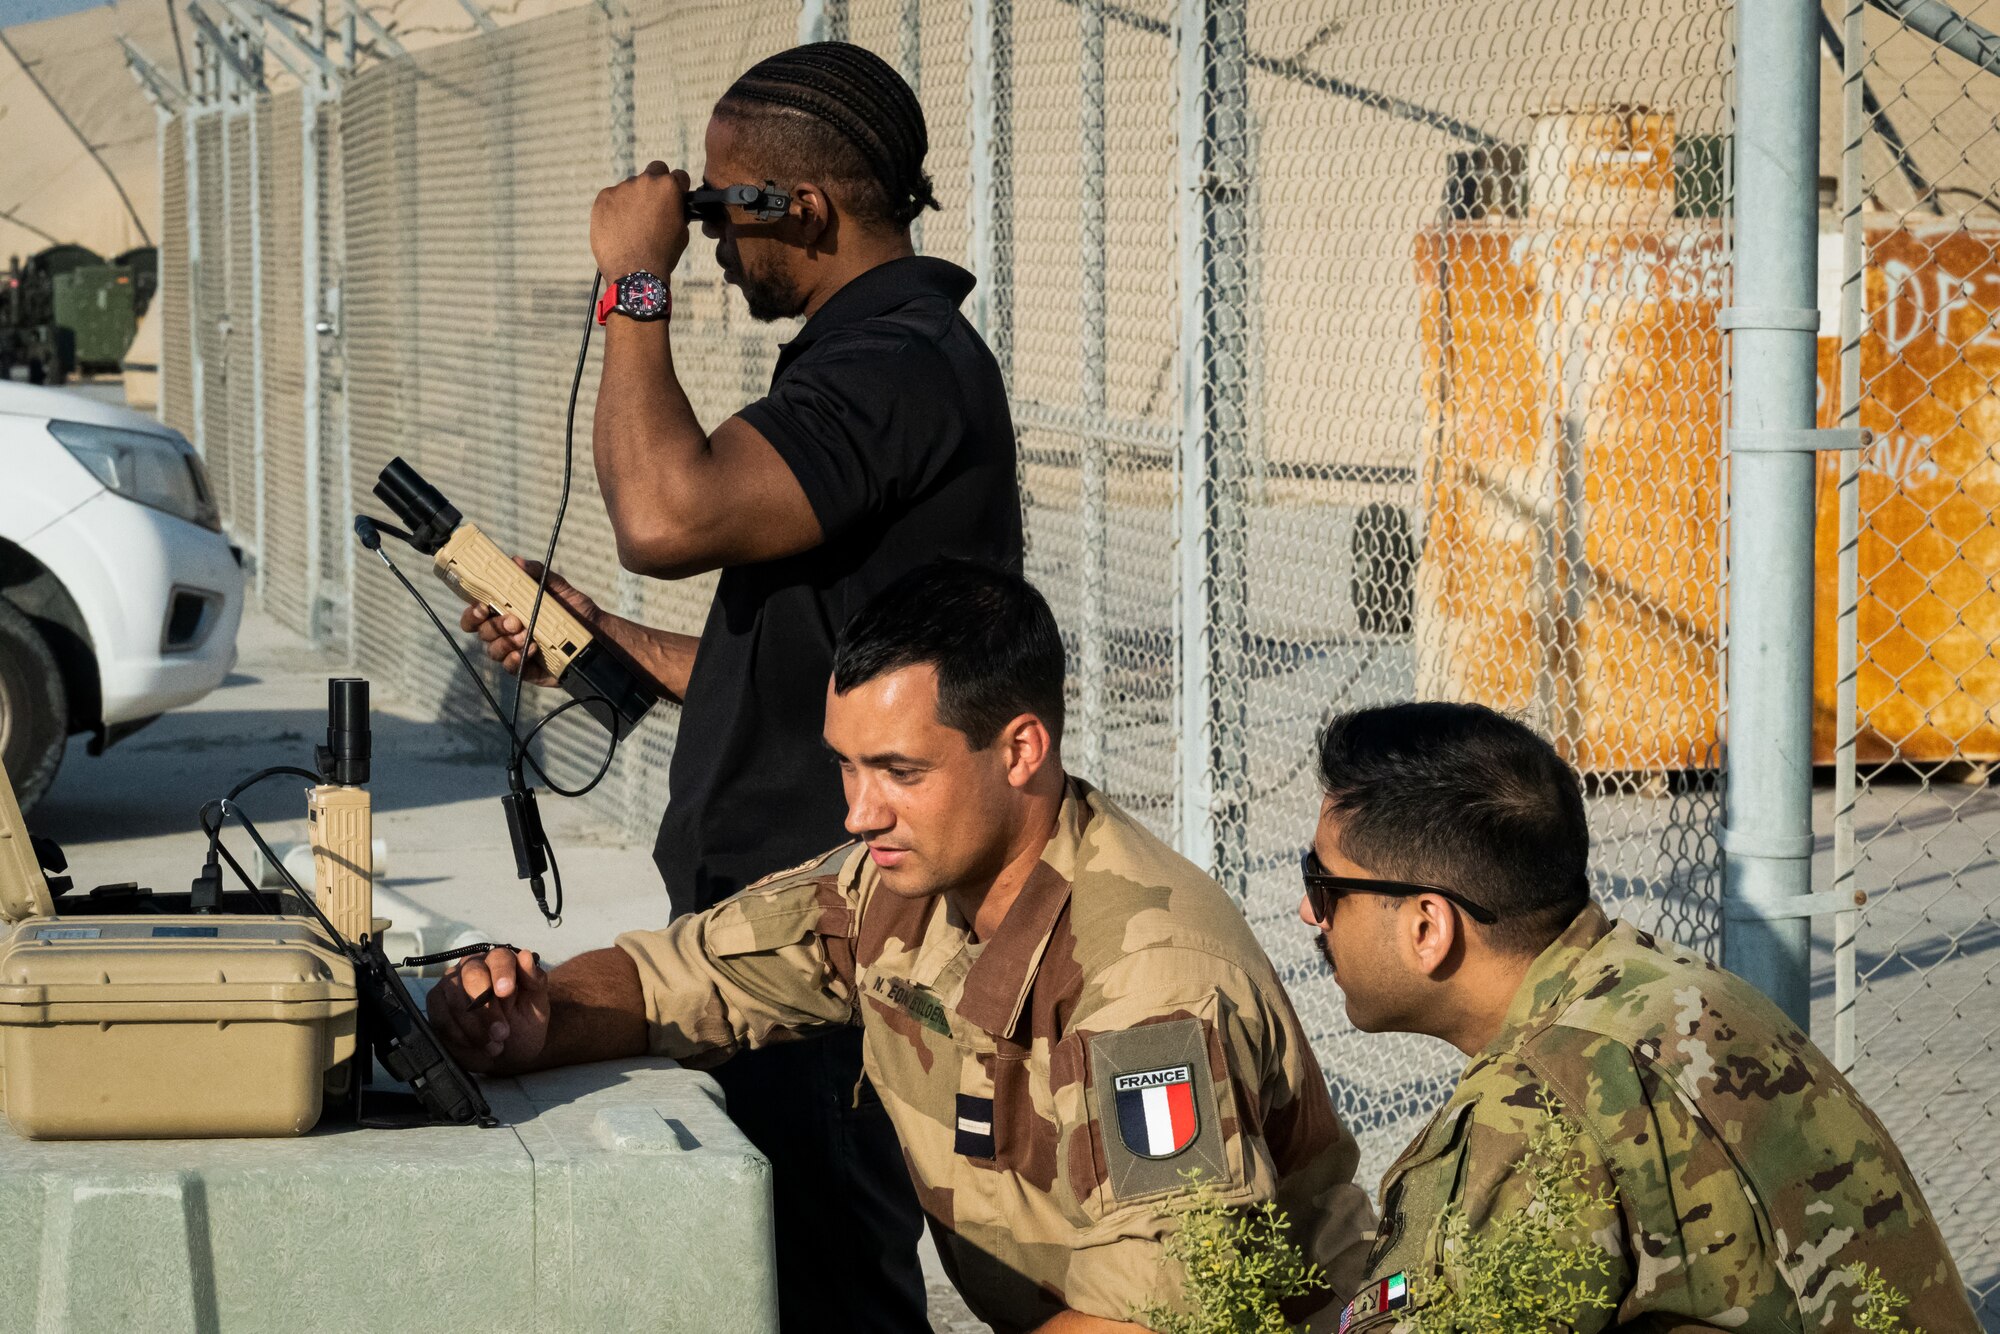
1088, 1017, 1230, 1201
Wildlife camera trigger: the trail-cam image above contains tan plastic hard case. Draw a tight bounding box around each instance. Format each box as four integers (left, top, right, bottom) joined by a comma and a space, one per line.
0, 757, 358, 1139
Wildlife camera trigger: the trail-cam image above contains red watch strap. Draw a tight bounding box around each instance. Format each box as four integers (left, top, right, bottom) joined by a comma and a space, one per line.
595, 274, 670, 324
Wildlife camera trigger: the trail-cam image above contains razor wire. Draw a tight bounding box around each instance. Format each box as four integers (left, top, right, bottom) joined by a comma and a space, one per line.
1831, 0, 2000, 1320
162, 0, 1746, 1211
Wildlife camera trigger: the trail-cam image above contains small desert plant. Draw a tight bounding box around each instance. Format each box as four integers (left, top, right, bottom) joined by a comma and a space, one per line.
1135, 1175, 1325, 1334
1403, 1098, 1615, 1334
1408, 1097, 1926, 1334
1850, 1263, 1924, 1334
1137, 1103, 1926, 1334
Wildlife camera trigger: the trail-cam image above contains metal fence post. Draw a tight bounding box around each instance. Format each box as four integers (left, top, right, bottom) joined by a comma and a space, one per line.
1174, 0, 1250, 890
185, 110, 207, 464
1832, 0, 1867, 1071
222, 85, 244, 551
301, 82, 324, 645
1078, 0, 1108, 785
605, 0, 648, 838
1720, 0, 1825, 1027
899, 0, 922, 253
968, 0, 1012, 386
798, 0, 847, 45
247, 82, 268, 606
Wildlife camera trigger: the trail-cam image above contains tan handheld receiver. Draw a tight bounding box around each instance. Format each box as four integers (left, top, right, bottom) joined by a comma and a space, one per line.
370, 457, 654, 734
308, 677, 373, 949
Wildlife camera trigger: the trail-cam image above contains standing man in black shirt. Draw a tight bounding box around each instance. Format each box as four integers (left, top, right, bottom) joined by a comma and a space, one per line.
462, 43, 1021, 1333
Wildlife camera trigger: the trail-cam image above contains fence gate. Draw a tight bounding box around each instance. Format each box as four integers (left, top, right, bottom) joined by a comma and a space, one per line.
1830, 0, 2000, 1321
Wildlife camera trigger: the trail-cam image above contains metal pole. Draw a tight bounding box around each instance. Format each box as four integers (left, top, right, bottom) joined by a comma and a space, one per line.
221, 114, 241, 539
453, 0, 498, 34
247, 82, 268, 606
1078, 0, 1108, 784
1721, 0, 1823, 1027
301, 82, 324, 644
798, 0, 847, 44
1174, 0, 1251, 890
1833, 0, 1868, 1071
968, 0, 1012, 386
341, 0, 404, 60
219, 49, 238, 540
121, 36, 189, 112
1866, 0, 2000, 76
186, 76, 206, 463
153, 104, 170, 425
606, 0, 648, 835
899, 0, 922, 253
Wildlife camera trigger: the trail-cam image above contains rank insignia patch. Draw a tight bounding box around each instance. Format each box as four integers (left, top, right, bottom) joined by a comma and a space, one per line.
955, 1094, 995, 1159
1113, 1064, 1198, 1158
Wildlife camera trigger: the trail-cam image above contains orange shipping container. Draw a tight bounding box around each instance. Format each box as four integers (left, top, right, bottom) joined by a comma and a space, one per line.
1415, 219, 1727, 773
1419, 214, 2000, 770
1812, 220, 2000, 764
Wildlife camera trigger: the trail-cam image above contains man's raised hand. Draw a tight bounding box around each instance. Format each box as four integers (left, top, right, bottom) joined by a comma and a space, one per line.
592, 161, 691, 281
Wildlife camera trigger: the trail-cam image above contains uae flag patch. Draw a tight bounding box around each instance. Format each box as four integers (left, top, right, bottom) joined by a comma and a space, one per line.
1338, 1272, 1409, 1332
1113, 1063, 1198, 1158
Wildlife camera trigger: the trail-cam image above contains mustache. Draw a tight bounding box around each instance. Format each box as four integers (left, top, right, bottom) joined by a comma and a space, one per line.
1315, 930, 1336, 977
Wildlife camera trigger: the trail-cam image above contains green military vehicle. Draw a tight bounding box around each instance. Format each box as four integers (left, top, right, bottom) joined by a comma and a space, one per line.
0, 244, 155, 386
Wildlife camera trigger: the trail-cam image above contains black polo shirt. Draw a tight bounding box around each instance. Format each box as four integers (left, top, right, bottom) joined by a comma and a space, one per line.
652, 256, 1023, 916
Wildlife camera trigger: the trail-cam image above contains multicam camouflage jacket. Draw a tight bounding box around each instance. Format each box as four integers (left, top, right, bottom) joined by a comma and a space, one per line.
1346, 903, 1976, 1334
615, 777, 1376, 1332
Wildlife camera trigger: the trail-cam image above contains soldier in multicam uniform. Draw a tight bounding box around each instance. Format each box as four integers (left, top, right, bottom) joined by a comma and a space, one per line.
1295, 702, 1977, 1334
431, 561, 1376, 1333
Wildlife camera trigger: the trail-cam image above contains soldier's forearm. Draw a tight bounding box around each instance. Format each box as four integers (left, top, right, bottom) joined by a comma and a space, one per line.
592, 612, 697, 702
527, 947, 650, 1072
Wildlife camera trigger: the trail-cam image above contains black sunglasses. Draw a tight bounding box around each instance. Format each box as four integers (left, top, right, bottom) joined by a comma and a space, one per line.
1300, 847, 1499, 925
686, 181, 791, 225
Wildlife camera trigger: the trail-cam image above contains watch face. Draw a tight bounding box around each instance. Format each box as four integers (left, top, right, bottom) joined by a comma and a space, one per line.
620, 272, 668, 317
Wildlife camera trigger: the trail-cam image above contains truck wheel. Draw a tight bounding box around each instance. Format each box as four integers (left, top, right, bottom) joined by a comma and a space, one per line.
0, 598, 67, 812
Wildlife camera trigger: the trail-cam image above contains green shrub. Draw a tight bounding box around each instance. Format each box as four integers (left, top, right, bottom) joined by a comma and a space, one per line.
1135, 1175, 1324, 1334
1408, 1097, 1926, 1334
1851, 1264, 1923, 1334
1137, 1104, 1925, 1334
1404, 1102, 1615, 1334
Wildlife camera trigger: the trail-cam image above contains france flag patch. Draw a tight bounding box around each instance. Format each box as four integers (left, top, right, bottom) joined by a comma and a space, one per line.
1112, 1063, 1197, 1158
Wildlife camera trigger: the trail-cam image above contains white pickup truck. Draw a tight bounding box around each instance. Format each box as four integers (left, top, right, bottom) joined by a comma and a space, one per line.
0, 383, 243, 811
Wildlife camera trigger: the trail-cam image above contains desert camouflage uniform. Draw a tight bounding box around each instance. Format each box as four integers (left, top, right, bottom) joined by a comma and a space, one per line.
616, 777, 1375, 1332
1343, 903, 1976, 1334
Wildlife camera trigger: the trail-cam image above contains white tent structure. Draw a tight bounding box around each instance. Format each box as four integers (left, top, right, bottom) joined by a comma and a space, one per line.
0, 0, 579, 262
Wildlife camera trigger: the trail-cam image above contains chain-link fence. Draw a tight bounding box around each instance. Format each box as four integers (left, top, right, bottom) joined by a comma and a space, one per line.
162, 0, 1738, 1198
146, 0, 1992, 1313
1824, 0, 2000, 1320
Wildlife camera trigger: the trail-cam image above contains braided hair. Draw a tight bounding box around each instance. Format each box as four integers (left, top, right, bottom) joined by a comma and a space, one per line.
715, 42, 940, 230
